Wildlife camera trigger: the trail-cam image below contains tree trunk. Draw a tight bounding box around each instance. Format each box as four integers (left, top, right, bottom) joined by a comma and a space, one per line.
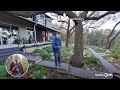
65, 31, 70, 47
72, 21, 83, 67
65, 18, 70, 47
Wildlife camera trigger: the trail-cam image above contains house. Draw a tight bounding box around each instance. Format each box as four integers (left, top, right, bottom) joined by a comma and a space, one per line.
0, 11, 61, 61
0, 12, 60, 46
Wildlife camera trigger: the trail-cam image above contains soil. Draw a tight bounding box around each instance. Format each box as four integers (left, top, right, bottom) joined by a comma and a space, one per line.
83, 60, 109, 72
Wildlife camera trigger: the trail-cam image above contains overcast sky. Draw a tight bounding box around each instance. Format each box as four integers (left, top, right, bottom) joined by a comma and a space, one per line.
98, 19, 120, 30
46, 12, 120, 30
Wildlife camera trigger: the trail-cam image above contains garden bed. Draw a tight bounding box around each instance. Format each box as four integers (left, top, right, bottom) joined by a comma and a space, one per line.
32, 45, 109, 73
82, 48, 109, 72
90, 46, 120, 70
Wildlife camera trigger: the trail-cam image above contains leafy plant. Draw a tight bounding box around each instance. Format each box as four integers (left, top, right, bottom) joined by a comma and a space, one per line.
42, 46, 53, 53
41, 53, 52, 60
0, 62, 7, 79
33, 48, 52, 60
29, 64, 47, 79
86, 55, 99, 63
110, 52, 120, 59
92, 46, 106, 53
33, 70, 47, 79
61, 47, 74, 58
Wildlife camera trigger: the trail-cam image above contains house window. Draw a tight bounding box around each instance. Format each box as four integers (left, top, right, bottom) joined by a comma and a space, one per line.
11, 26, 19, 44
27, 28, 34, 44
0, 25, 19, 45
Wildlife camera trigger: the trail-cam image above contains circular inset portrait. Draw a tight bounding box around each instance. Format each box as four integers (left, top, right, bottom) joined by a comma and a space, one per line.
5, 54, 29, 77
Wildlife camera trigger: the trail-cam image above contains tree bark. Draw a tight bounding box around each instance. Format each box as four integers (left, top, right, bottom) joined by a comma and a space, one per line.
65, 18, 70, 47
72, 20, 83, 67
65, 34, 70, 47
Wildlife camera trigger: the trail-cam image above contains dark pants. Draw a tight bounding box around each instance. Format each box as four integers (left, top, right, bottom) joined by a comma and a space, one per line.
54, 52, 61, 66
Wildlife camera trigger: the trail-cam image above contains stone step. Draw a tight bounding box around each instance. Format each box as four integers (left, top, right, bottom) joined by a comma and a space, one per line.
0, 51, 28, 62
0, 47, 22, 53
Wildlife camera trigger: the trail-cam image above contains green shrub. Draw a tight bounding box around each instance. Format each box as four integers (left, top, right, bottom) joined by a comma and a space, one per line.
83, 45, 87, 50
0, 62, 7, 79
29, 63, 41, 70
110, 53, 120, 59
86, 55, 99, 63
92, 46, 106, 53
32, 49, 46, 55
33, 70, 47, 79
41, 53, 52, 60
32, 48, 52, 60
61, 47, 73, 58
42, 46, 53, 53
29, 64, 47, 79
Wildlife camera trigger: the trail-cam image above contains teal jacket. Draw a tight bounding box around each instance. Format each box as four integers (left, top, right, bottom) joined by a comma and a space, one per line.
52, 38, 62, 53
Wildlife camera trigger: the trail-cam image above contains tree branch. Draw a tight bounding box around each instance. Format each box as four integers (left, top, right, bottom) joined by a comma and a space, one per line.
60, 26, 67, 30
69, 25, 75, 32
107, 21, 120, 39
88, 11, 96, 17
85, 11, 119, 20
112, 30, 120, 41
58, 20, 68, 24
70, 30, 75, 37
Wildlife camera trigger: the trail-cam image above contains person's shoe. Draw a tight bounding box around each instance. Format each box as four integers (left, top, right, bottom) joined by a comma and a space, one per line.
58, 63, 62, 67
55, 65, 59, 68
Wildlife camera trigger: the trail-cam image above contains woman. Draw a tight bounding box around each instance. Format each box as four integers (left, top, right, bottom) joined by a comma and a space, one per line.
10, 55, 24, 77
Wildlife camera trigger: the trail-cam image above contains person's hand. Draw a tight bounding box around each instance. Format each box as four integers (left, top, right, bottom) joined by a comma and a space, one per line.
12, 65, 17, 71
59, 46, 62, 48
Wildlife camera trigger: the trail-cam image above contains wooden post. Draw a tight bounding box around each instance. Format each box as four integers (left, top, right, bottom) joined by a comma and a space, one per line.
0, 31, 3, 45
34, 23, 37, 43
17, 29, 20, 48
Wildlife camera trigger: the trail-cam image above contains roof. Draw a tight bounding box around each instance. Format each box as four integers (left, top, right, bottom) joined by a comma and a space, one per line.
17, 16, 60, 32
0, 11, 60, 33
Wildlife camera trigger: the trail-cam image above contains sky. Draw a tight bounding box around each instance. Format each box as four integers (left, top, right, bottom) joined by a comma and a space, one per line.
98, 20, 120, 30
46, 12, 120, 30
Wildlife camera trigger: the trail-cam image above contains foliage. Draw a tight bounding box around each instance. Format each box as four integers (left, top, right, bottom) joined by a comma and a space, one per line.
0, 62, 7, 79
110, 53, 120, 59
61, 46, 74, 58
41, 53, 52, 60
13, 38, 21, 44
33, 49, 46, 54
42, 46, 53, 53
32, 47, 52, 60
29, 64, 47, 79
110, 37, 120, 59
86, 55, 99, 63
83, 45, 87, 50
91, 46, 106, 53
88, 30, 108, 47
